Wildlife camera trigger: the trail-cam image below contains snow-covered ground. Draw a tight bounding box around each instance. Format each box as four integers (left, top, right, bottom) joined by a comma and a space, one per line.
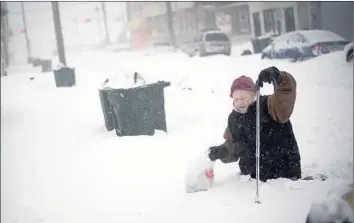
1, 50, 353, 223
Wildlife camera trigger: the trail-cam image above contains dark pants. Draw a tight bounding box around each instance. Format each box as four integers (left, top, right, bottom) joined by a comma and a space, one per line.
241, 158, 301, 182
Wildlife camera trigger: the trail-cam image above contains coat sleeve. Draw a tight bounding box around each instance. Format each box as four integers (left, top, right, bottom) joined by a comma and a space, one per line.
218, 127, 241, 164
267, 71, 297, 123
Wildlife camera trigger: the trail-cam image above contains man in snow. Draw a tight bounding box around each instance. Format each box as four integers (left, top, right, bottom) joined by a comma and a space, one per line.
208, 66, 301, 182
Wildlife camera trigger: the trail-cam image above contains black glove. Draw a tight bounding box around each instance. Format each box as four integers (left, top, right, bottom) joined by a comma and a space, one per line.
256, 66, 281, 88
208, 145, 227, 161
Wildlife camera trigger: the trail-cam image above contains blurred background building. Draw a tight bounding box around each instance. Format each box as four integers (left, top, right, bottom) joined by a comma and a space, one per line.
126, 1, 353, 45
1, 1, 353, 65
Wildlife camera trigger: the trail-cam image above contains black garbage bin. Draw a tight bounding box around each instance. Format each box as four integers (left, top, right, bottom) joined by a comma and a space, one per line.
53, 67, 76, 87
41, 59, 52, 73
251, 37, 273, 54
146, 82, 170, 132
251, 38, 261, 54
258, 37, 272, 52
104, 81, 170, 137
99, 88, 115, 131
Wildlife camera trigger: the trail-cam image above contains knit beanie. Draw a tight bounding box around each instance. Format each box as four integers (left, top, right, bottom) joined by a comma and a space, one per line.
230, 75, 256, 97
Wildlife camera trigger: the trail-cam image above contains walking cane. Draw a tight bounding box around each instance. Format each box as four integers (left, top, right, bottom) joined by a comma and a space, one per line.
255, 83, 261, 204
255, 76, 278, 204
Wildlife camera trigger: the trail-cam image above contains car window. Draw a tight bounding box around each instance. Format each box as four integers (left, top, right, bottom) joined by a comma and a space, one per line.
205, 33, 229, 42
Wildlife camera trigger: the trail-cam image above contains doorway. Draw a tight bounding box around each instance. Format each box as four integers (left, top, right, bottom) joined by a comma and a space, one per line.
284, 7, 296, 32
252, 12, 261, 37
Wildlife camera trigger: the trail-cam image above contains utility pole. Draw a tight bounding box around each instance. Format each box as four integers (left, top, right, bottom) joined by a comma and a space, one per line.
51, 2, 66, 66
125, 2, 132, 44
165, 2, 176, 47
20, 2, 32, 61
193, 3, 200, 32
95, 6, 102, 44
126, 2, 131, 22
101, 2, 110, 44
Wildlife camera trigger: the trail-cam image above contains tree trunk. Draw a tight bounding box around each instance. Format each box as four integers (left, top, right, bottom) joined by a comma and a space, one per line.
101, 2, 110, 44
51, 2, 67, 66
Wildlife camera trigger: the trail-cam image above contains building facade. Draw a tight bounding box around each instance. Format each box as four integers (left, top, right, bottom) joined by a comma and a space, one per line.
125, 1, 353, 48
247, 1, 353, 41
126, 2, 203, 46
247, 2, 298, 37
296, 1, 353, 41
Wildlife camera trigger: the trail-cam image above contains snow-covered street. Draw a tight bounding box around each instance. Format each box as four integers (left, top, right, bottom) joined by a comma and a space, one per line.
1, 50, 353, 223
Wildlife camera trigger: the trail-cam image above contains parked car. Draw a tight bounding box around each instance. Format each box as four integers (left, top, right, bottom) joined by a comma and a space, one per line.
344, 42, 353, 62
187, 29, 231, 57
261, 29, 350, 62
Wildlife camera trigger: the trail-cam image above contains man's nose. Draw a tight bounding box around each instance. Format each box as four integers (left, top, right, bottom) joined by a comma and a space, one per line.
239, 100, 246, 104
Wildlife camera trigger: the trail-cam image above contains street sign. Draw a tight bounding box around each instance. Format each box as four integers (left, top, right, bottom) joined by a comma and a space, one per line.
215, 12, 232, 34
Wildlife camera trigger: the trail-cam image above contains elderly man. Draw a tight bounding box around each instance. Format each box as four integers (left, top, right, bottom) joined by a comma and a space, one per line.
208, 66, 301, 182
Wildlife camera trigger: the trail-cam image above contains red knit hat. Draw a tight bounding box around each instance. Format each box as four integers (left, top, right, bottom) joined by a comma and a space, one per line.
230, 75, 256, 97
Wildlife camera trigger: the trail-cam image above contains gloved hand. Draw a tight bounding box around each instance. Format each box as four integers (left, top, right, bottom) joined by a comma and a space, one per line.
208, 145, 227, 161
256, 66, 281, 88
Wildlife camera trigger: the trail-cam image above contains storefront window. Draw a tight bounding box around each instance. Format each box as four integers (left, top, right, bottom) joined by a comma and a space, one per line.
238, 10, 250, 33
263, 9, 276, 33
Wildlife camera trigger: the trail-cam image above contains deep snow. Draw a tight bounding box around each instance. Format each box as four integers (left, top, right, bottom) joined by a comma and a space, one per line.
1, 50, 353, 223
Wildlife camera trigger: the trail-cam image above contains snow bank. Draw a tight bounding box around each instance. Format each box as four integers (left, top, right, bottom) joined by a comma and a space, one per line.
1, 48, 352, 223
232, 41, 255, 56
307, 185, 354, 223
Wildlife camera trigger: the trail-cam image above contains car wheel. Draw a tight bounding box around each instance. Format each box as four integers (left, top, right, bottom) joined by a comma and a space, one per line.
346, 49, 353, 62
294, 51, 304, 62
296, 55, 303, 62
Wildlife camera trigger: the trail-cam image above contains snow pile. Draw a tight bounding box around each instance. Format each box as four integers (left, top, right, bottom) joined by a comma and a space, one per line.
307, 196, 353, 223
232, 41, 255, 56
1, 48, 353, 223
306, 184, 353, 223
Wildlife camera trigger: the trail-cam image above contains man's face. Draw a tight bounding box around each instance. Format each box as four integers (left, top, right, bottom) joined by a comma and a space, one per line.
232, 90, 256, 114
